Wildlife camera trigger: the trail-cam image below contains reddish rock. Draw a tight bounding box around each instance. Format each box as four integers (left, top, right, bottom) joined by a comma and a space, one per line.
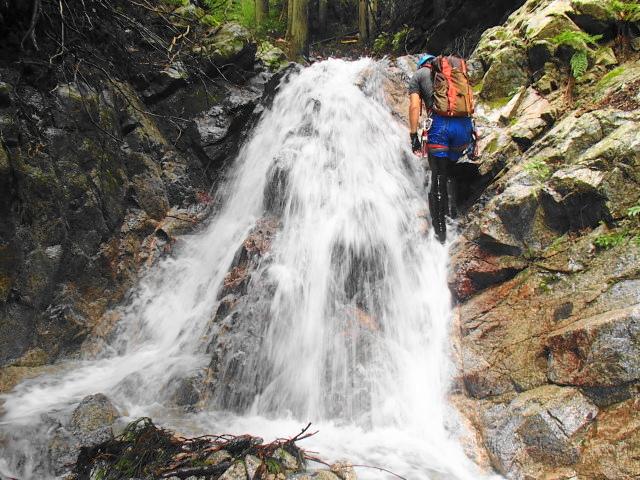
546, 305, 640, 388
450, 236, 528, 301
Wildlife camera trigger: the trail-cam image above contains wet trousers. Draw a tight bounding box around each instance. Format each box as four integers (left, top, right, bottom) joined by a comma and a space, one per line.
428, 155, 457, 244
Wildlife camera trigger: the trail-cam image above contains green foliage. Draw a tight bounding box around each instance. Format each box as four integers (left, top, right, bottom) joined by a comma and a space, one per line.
607, 0, 640, 22
373, 32, 392, 54
162, 0, 190, 6
196, 0, 284, 35
551, 30, 603, 80
265, 458, 282, 474
628, 205, 640, 217
93, 469, 106, 480
538, 273, 561, 293
551, 30, 603, 50
256, 5, 286, 36
201, 0, 222, 9
570, 50, 589, 78
201, 14, 219, 27
524, 159, 551, 182
593, 231, 627, 249
372, 27, 412, 54
235, 0, 256, 27
391, 26, 412, 52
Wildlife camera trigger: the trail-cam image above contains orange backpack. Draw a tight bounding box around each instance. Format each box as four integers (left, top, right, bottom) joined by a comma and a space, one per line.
431, 55, 475, 117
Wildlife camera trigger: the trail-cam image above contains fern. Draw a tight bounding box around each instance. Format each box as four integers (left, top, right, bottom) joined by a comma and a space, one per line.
570, 51, 589, 78
551, 30, 603, 50
593, 232, 626, 249
628, 205, 640, 217
608, 0, 640, 23
551, 30, 602, 82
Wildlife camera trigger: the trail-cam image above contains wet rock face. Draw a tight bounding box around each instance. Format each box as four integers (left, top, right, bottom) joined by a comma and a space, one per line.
0, 2, 276, 376
70, 393, 120, 433
454, 0, 640, 477
48, 393, 121, 476
203, 217, 280, 411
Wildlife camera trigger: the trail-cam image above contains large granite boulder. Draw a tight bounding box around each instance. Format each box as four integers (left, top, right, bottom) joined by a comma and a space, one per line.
196, 22, 256, 70
481, 385, 597, 478
49, 393, 121, 475
546, 305, 640, 388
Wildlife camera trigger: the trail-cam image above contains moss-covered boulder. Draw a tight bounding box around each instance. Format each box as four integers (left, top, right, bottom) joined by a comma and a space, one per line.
480, 45, 529, 101
257, 41, 288, 72
570, 0, 616, 23
521, 0, 581, 42
197, 22, 255, 66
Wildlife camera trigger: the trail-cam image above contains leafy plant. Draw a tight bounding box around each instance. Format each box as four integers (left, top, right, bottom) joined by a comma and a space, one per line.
593, 231, 627, 249
524, 159, 552, 182
373, 32, 392, 54
570, 50, 589, 79
265, 458, 282, 474
608, 0, 640, 23
391, 26, 412, 53
551, 30, 603, 79
628, 204, 640, 217
538, 273, 561, 293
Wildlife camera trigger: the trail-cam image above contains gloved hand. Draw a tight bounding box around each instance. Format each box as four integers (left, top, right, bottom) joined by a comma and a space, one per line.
410, 132, 421, 153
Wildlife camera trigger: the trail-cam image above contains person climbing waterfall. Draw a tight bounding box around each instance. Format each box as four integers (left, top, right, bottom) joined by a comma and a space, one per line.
408, 54, 476, 244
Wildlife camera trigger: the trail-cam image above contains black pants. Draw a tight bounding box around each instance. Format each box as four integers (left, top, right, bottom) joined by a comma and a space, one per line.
428, 155, 457, 244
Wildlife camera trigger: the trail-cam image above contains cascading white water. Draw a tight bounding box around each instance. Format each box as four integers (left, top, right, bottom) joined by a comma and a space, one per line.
0, 59, 495, 480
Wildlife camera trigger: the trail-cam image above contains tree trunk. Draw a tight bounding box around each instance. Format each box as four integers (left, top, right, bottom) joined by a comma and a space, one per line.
255, 0, 269, 25
318, 0, 327, 33
286, 0, 294, 39
288, 0, 309, 59
358, 0, 368, 44
367, 0, 377, 39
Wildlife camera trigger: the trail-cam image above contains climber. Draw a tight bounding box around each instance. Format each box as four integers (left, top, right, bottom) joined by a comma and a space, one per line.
408, 53, 476, 244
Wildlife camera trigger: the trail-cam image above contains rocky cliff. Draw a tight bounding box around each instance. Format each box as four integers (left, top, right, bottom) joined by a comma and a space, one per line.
450, 0, 640, 477
0, 0, 283, 393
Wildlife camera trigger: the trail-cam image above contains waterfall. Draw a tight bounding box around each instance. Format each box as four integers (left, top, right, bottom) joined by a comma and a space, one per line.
0, 59, 494, 480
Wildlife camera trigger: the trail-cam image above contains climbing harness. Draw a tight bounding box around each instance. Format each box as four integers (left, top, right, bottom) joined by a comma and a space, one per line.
464, 119, 480, 161
419, 115, 433, 158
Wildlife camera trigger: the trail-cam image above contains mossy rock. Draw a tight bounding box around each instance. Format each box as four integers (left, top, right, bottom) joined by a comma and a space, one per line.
0, 144, 9, 176
114, 82, 169, 148
593, 62, 640, 99
480, 45, 529, 101
571, 0, 616, 22
70, 393, 120, 433
472, 26, 513, 64
257, 42, 288, 71
525, 12, 581, 42
0, 364, 55, 394
0, 81, 12, 106
197, 22, 253, 63
593, 46, 618, 68
173, 3, 205, 19
12, 347, 49, 367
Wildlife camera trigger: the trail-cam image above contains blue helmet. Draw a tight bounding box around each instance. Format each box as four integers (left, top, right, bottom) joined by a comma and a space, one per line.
417, 54, 436, 68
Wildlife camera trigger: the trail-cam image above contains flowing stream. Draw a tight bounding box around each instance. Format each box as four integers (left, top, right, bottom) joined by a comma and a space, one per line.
0, 59, 494, 480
